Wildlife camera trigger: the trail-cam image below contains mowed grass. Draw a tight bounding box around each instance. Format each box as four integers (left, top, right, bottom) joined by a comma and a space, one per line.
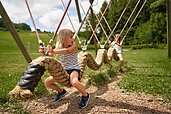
0, 31, 171, 112
0, 31, 51, 103
119, 48, 171, 100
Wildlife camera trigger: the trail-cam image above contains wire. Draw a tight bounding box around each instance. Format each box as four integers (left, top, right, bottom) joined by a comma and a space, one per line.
120, 0, 147, 45
119, 0, 141, 37
24, 0, 43, 46
92, 0, 98, 6
61, 0, 81, 44
49, 0, 72, 45
108, 0, 132, 43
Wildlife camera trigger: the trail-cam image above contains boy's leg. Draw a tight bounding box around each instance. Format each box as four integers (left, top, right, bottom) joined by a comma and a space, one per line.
119, 57, 124, 69
44, 76, 66, 101
44, 76, 63, 92
70, 71, 90, 108
70, 71, 87, 96
117, 54, 124, 73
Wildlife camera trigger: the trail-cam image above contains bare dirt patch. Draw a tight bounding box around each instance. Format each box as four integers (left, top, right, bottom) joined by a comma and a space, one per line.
22, 74, 171, 114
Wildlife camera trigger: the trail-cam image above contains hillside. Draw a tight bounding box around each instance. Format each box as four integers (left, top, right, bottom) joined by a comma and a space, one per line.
0, 18, 31, 31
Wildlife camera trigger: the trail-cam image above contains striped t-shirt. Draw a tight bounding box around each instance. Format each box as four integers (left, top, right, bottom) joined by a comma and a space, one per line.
60, 53, 80, 70
111, 41, 122, 54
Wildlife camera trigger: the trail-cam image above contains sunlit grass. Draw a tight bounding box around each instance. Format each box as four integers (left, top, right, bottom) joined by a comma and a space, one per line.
119, 49, 171, 100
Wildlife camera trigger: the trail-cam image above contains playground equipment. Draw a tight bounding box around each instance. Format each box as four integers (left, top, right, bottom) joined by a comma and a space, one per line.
8, 48, 118, 99
0, 0, 149, 99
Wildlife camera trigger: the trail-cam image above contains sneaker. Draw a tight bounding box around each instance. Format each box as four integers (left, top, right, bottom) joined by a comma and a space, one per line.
55, 89, 66, 102
119, 68, 124, 74
78, 93, 90, 109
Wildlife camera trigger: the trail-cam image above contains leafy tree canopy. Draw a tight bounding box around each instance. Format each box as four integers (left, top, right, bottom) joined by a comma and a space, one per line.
0, 18, 31, 31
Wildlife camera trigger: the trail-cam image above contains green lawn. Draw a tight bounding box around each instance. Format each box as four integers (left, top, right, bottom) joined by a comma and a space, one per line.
0, 31, 171, 112
119, 48, 171, 100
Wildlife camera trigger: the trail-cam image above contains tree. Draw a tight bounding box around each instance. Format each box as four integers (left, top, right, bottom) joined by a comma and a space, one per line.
82, 0, 166, 45
0, 18, 6, 28
107, 0, 127, 34
134, 21, 152, 44
149, 13, 166, 43
0, 18, 31, 31
14, 23, 31, 31
0, 18, 7, 31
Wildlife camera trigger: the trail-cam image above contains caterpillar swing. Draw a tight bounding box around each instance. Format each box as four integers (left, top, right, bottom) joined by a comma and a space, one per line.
8, 0, 119, 99
8, 0, 148, 99
9, 47, 118, 99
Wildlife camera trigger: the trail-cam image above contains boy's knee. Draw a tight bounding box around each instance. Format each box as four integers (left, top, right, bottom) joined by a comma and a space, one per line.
44, 76, 54, 87
120, 57, 124, 61
70, 79, 79, 86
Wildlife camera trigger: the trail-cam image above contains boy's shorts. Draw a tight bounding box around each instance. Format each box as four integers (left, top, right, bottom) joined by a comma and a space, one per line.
66, 69, 81, 80
117, 53, 122, 58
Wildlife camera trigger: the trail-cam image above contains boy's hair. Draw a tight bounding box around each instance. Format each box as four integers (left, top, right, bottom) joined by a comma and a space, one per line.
114, 34, 121, 43
115, 34, 120, 38
56, 29, 73, 48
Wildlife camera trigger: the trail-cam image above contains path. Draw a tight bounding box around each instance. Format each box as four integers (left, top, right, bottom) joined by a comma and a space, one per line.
22, 73, 171, 114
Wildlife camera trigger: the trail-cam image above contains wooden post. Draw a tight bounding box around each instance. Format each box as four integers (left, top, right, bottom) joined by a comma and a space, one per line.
166, 0, 171, 58
89, 0, 97, 54
75, 0, 82, 23
0, 1, 32, 63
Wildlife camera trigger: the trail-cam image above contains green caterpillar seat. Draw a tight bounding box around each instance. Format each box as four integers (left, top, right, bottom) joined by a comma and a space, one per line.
8, 47, 119, 99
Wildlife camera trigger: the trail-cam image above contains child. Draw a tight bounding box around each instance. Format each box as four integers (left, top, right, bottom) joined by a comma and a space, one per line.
40, 29, 89, 109
110, 34, 124, 73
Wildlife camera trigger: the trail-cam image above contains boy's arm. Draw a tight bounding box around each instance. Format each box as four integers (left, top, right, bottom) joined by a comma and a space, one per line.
110, 41, 115, 47
115, 42, 122, 47
53, 44, 77, 54
110, 41, 122, 47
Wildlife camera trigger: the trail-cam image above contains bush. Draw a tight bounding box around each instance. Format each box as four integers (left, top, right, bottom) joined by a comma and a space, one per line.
123, 44, 166, 50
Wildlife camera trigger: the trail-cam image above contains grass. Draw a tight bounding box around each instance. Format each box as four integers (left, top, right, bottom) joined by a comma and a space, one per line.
119, 48, 171, 100
86, 65, 116, 86
0, 31, 171, 112
0, 31, 50, 113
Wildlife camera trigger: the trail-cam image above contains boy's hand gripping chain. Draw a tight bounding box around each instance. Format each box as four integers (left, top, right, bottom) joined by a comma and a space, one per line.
39, 40, 49, 56
40, 46, 49, 56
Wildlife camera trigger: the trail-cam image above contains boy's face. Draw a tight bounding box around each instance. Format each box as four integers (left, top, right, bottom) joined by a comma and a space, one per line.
65, 32, 74, 47
114, 36, 120, 42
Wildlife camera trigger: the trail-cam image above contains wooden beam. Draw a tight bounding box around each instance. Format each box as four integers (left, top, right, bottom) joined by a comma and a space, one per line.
0, 1, 32, 63
75, 0, 82, 22
166, 0, 171, 58
89, 0, 97, 54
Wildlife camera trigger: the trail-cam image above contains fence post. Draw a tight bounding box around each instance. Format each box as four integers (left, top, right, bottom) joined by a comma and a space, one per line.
75, 0, 82, 22
89, 0, 97, 54
0, 1, 32, 63
166, 0, 171, 58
